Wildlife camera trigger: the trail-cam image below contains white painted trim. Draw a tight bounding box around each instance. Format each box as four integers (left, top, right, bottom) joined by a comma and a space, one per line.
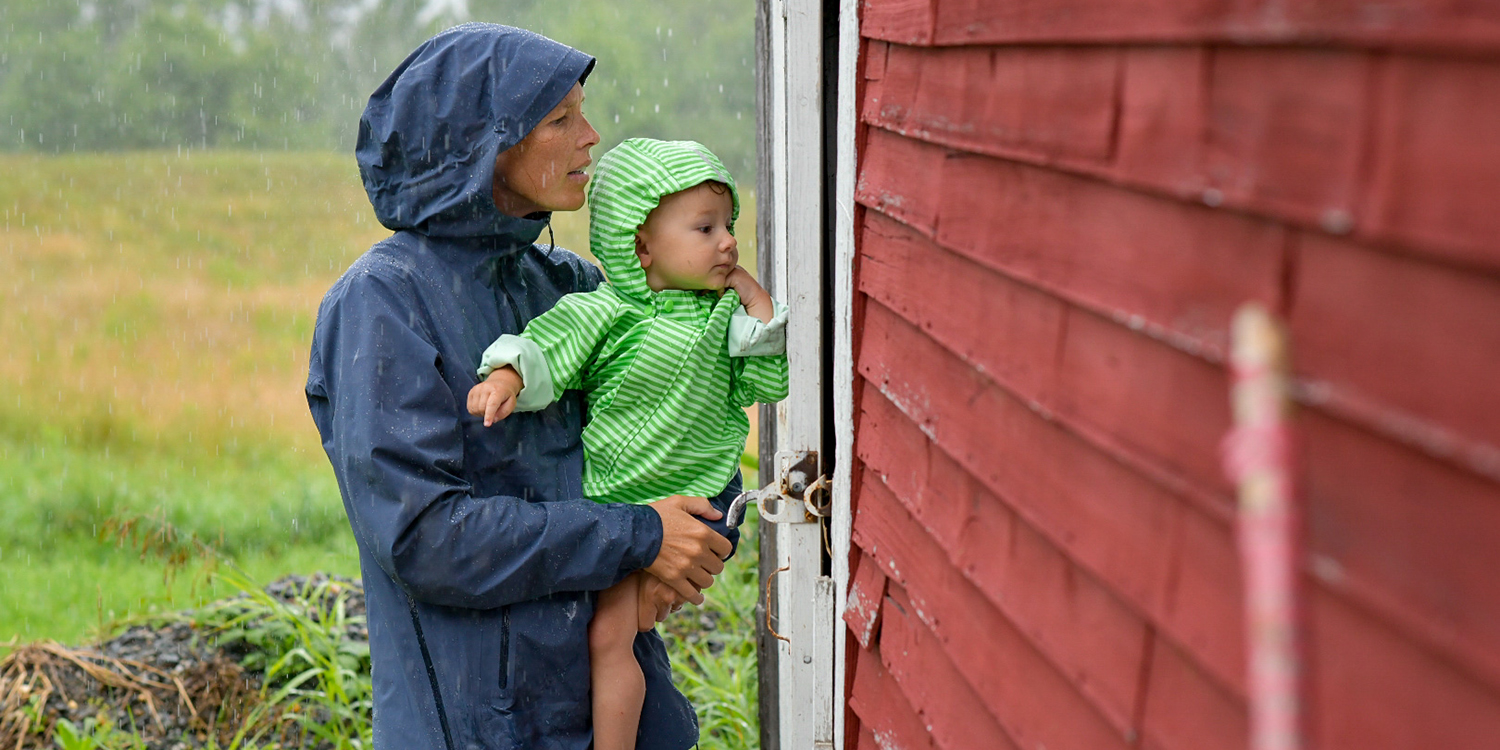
831, 0, 860, 748
764, 0, 833, 747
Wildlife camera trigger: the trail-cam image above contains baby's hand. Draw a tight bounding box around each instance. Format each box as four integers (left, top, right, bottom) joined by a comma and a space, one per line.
724, 266, 774, 323
466, 367, 522, 426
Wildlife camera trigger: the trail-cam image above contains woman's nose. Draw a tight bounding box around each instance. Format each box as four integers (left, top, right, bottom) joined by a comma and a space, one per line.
578, 115, 601, 149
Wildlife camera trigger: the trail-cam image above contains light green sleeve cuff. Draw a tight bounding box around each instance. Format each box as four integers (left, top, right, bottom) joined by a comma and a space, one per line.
476, 334, 557, 412
727, 298, 789, 357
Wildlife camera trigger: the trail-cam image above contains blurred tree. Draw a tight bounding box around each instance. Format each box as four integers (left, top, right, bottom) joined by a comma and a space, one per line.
0, 0, 755, 177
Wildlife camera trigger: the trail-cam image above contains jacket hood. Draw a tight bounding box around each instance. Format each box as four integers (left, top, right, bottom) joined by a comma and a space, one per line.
356, 23, 595, 240
586, 138, 740, 301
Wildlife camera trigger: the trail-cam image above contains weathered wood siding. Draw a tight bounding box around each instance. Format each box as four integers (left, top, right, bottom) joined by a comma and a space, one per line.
843, 2, 1500, 748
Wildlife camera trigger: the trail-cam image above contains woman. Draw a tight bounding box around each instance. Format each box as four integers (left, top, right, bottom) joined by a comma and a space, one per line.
306, 23, 737, 750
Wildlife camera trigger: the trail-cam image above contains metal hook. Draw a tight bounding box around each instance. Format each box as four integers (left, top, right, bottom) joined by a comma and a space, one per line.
764, 563, 791, 643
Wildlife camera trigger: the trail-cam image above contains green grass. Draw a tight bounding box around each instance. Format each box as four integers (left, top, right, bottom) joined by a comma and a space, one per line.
2, 150, 762, 746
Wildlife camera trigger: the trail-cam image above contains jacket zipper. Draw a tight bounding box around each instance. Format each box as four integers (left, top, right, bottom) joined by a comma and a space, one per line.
498, 257, 526, 333
498, 605, 511, 690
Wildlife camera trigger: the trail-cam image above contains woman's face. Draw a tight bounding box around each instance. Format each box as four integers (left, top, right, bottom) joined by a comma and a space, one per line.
492, 83, 600, 216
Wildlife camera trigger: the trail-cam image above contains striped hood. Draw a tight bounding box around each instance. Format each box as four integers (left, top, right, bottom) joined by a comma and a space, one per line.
586, 138, 740, 302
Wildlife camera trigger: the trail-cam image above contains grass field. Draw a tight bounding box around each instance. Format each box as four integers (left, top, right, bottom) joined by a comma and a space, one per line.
0, 149, 761, 652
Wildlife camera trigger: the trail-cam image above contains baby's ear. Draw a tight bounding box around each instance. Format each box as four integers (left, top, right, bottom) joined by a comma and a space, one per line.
634, 233, 652, 268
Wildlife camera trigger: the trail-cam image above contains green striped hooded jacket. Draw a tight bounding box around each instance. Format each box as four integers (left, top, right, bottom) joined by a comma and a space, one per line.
478, 138, 790, 504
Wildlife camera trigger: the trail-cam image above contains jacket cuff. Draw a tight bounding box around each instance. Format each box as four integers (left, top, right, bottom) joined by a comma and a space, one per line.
622, 503, 664, 573
477, 334, 556, 411
727, 297, 789, 357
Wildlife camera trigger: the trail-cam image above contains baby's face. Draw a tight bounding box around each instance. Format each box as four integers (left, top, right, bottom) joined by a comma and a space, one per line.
634, 182, 738, 292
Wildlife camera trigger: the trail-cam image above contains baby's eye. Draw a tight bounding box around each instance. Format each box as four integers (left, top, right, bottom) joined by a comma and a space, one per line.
698, 225, 713, 233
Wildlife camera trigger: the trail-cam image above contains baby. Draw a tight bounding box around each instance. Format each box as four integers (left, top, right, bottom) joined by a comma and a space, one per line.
466, 138, 788, 750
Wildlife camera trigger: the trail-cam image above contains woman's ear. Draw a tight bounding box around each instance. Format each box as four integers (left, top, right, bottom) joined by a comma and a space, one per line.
634, 232, 652, 269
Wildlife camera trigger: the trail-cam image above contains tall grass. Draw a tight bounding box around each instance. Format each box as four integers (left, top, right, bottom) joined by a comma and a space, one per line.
3, 151, 762, 745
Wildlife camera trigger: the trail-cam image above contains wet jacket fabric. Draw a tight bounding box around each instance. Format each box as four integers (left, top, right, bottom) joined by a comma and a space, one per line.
306, 24, 735, 750
477, 139, 790, 504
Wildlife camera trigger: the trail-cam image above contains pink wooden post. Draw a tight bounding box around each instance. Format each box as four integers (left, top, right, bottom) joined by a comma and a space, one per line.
1224, 303, 1305, 750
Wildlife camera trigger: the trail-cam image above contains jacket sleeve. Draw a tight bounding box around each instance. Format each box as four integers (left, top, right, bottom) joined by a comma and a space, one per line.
476, 291, 616, 410
306, 274, 661, 610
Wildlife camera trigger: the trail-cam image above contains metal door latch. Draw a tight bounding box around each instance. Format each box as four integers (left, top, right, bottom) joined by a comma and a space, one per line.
726, 450, 830, 528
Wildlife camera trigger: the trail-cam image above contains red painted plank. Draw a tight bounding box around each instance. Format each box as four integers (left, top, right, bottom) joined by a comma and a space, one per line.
879, 583, 1021, 750
1292, 233, 1500, 453
857, 302, 1182, 617
1366, 55, 1500, 270
932, 0, 1227, 45
926, 0, 1500, 49
851, 374, 969, 552
853, 473, 1134, 748
855, 128, 946, 236
1203, 48, 1370, 229
860, 210, 1066, 405
863, 43, 1120, 162
1139, 638, 1249, 750
845, 549, 889, 650
1053, 306, 1236, 498
1301, 410, 1500, 688
850, 641, 939, 750
861, 0, 936, 46
857, 394, 1150, 720
934, 149, 1285, 359
1162, 508, 1246, 693
1114, 46, 1210, 196
1309, 585, 1500, 750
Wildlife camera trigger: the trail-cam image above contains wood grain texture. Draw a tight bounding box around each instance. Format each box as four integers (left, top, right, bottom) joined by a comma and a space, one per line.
1291, 233, 1500, 455
862, 0, 936, 45
862, 43, 1120, 161
879, 582, 1021, 750
844, 550, 888, 651
860, 209, 1067, 403
922, 0, 1500, 50
935, 149, 1286, 359
1309, 586, 1500, 750
1053, 306, 1235, 498
1301, 411, 1500, 689
857, 301, 1182, 618
857, 389, 1150, 722
1366, 55, 1500, 270
1138, 638, 1250, 750
1202, 48, 1371, 228
853, 471, 1134, 748
849, 641, 939, 750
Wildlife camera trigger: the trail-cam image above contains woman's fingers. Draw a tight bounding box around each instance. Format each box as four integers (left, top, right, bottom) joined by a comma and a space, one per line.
644, 495, 733, 606
675, 495, 723, 521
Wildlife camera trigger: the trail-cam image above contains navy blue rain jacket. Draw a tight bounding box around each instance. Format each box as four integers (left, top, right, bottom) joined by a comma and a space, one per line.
306, 23, 739, 750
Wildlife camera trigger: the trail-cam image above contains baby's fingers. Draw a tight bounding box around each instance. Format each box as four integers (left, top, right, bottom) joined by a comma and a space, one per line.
483, 391, 514, 426
466, 385, 489, 417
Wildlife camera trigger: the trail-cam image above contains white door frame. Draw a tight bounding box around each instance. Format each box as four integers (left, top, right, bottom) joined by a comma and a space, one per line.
830, 0, 860, 747
761, 0, 835, 747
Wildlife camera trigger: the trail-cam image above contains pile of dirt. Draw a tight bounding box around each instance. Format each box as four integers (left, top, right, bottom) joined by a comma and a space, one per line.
0, 573, 364, 750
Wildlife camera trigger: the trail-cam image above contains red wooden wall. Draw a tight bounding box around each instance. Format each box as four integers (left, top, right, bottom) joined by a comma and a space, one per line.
842, 2, 1500, 749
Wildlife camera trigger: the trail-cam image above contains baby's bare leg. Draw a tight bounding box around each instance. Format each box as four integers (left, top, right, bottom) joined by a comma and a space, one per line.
590, 572, 645, 750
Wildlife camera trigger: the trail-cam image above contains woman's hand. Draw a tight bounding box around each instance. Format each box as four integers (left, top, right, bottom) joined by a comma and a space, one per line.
467, 366, 523, 426
645, 495, 730, 605
724, 266, 775, 323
